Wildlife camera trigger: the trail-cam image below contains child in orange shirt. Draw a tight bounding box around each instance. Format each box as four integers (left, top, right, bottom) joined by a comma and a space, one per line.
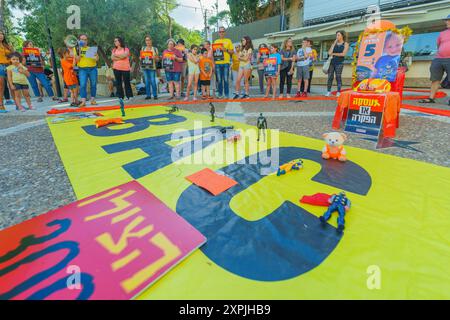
60, 48, 79, 107
199, 48, 213, 99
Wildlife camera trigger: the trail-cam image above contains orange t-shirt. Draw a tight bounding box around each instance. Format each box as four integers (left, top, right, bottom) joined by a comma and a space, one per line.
199, 57, 213, 81
61, 57, 78, 86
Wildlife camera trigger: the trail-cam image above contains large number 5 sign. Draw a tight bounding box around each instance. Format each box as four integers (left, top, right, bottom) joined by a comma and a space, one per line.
364, 44, 377, 57
176, 147, 371, 281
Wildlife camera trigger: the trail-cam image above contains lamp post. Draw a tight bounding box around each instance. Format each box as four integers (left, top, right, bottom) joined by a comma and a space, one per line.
43, 0, 62, 97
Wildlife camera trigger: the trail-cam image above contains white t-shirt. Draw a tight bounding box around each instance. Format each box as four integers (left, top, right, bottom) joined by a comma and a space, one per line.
296, 47, 312, 67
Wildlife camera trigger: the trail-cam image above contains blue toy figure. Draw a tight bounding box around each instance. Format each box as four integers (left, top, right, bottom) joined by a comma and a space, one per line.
119, 98, 126, 117
320, 192, 351, 234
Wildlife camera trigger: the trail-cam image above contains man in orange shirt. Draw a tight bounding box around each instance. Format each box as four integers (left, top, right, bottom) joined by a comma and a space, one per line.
199, 48, 214, 99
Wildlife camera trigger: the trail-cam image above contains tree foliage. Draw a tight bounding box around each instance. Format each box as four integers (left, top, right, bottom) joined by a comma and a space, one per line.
15, 0, 202, 63
227, 0, 260, 25
208, 10, 233, 29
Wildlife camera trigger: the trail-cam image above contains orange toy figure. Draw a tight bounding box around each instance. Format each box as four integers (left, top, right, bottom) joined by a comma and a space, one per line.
95, 118, 125, 128
322, 132, 348, 162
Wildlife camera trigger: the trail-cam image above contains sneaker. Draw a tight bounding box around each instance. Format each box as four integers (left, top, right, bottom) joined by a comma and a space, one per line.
183, 97, 189, 102
217, 95, 223, 99
153, 96, 158, 100
296, 92, 302, 98
233, 94, 240, 100
110, 93, 115, 98
37, 97, 43, 103
5, 100, 14, 105
91, 99, 98, 105
302, 92, 308, 97
325, 92, 331, 97
145, 96, 152, 100
336, 92, 341, 97
286, 94, 291, 99
241, 94, 250, 99
58, 98, 69, 103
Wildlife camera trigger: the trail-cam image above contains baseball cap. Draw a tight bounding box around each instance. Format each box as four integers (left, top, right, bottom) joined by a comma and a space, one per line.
444, 14, 450, 20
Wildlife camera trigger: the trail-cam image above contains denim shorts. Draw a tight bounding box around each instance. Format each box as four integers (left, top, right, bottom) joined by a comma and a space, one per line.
0, 64, 7, 77
14, 83, 29, 90
166, 71, 181, 82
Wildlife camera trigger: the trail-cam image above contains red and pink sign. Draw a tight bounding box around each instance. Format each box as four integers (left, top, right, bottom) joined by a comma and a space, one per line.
0, 181, 206, 300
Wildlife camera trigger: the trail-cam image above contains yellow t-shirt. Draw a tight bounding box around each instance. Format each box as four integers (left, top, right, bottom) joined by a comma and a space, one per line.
310, 49, 318, 71
0, 45, 12, 64
76, 46, 97, 68
231, 53, 240, 71
7, 64, 29, 85
213, 38, 233, 65
239, 48, 253, 68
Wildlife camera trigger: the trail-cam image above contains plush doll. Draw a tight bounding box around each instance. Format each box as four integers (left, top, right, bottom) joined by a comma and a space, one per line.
322, 132, 348, 162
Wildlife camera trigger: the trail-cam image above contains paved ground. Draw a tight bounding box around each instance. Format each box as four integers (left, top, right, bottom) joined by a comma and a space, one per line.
0, 86, 449, 231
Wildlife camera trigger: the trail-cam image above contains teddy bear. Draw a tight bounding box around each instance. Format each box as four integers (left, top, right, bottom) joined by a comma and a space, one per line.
322, 132, 348, 162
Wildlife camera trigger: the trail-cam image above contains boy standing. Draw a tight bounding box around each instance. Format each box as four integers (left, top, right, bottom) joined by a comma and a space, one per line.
199, 48, 213, 99
60, 48, 80, 107
294, 38, 313, 97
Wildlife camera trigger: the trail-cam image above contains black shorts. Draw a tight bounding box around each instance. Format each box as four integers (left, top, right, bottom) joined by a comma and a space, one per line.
13, 83, 29, 90
200, 80, 211, 86
430, 58, 450, 82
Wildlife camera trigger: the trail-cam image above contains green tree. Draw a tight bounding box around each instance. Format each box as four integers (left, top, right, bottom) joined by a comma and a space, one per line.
227, 0, 259, 25
208, 10, 233, 29
17, 0, 197, 70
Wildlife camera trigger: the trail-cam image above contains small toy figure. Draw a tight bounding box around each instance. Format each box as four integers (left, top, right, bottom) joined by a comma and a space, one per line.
210, 103, 216, 122
322, 132, 347, 162
320, 192, 351, 234
218, 126, 234, 135
257, 113, 268, 142
119, 98, 126, 117
167, 105, 179, 114
277, 159, 304, 176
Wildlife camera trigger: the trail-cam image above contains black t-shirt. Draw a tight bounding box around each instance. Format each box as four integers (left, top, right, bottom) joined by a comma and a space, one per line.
332, 43, 346, 65
280, 49, 294, 70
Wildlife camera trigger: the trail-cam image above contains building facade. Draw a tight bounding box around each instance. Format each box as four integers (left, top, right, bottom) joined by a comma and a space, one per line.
215, 0, 450, 87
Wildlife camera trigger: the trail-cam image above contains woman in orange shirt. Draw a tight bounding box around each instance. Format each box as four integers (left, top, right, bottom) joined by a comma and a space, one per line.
0, 31, 13, 112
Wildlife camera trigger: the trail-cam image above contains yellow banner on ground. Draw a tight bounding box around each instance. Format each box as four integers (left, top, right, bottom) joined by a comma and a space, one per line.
48, 106, 450, 299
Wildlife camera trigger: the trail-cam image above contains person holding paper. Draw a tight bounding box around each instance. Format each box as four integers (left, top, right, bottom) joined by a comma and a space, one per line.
74, 34, 99, 107
213, 27, 234, 99
22, 40, 58, 103
141, 36, 159, 100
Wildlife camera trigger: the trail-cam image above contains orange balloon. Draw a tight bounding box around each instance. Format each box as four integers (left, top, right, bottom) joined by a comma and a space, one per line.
365, 19, 396, 31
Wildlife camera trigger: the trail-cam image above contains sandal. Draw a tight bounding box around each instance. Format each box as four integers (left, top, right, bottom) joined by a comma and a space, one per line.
418, 98, 435, 103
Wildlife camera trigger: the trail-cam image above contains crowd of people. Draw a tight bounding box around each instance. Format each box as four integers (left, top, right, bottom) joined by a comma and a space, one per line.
1, 20, 449, 112
0, 26, 348, 112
